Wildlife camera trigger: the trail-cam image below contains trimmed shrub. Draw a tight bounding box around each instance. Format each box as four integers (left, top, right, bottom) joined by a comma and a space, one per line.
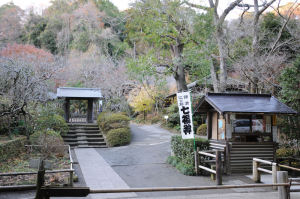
106, 128, 131, 147
0, 136, 27, 162
36, 114, 68, 136
97, 112, 111, 129
196, 124, 207, 135
171, 135, 209, 166
100, 113, 130, 134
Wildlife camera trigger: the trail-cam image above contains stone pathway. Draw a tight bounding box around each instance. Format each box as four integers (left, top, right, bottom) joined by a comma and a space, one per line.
74, 148, 136, 199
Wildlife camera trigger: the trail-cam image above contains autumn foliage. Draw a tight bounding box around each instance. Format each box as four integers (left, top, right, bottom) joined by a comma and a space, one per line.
0, 43, 53, 62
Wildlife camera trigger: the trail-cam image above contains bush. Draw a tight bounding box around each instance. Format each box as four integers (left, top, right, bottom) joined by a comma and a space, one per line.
196, 124, 207, 135
36, 114, 68, 136
166, 104, 180, 128
30, 130, 65, 157
276, 147, 295, 157
0, 137, 27, 162
175, 162, 195, 176
106, 128, 131, 147
97, 112, 111, 129
99, 113, 130, 134
167, 156, 180, 167
171, 135, 209, 166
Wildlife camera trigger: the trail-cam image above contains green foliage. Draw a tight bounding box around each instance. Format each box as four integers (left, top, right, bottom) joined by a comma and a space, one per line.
196, 124, 207, 135
39, 28, 58, 54
165, 103, 180, 128
167, 135, 209, 176
35, 112, 68, 136
166, 156, 179, 167
97, 112, 111, 130
125, 0, 212, 84
97, 112, 131, 147
97, 112, 130, 133
106, 128, 131, 147
171, 135, 209, 166
175, 161, 196, 176
22, 13, 47, 48
0, 136, 26, 162
71, 30, 90, 52
167, 155, 194, 175
278, 57, 300, 140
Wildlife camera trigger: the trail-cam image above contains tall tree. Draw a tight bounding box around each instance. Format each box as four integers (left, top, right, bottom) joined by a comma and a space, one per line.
185, 0, 244, 92
126, 0, 206, 92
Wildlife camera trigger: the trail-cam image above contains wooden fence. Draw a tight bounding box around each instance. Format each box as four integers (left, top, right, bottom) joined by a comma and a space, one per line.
0, 145, 74, 189
194, 148, 223, 185
253, 158, 300, 193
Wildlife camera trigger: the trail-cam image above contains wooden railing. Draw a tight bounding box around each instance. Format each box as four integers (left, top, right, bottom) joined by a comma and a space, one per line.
195, 148, 223, 185
253, 158, 278, 190
0, 145, 74, 190
253, 158, 300, 192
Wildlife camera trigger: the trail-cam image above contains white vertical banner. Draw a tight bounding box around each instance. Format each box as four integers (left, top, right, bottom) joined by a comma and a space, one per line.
177, 91, 194, 139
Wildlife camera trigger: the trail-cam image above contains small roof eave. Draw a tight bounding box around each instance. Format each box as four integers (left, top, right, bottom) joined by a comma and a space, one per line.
57, 87, 103, 99
198, 93, 297, 115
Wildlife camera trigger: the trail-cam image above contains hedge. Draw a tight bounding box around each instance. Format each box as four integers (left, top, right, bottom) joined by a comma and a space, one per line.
169, 135, 209, 175
0, 136, 27, 162
97, 112, 130, 134
97, 112, 131, 146
106, 128, 131, 147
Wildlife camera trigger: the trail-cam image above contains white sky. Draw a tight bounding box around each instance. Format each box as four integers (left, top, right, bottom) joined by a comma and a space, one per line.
0, 0, 294, 19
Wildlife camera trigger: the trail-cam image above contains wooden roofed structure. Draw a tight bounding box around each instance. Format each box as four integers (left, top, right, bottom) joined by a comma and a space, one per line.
57, 87, 103, 123
197, 92, 297, 173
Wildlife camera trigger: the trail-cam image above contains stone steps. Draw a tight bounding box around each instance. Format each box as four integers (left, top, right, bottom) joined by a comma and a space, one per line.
63, 123, 107, 148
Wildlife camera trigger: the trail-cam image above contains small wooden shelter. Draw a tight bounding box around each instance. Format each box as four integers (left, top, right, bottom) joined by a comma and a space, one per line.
197, 93, 297, 173
57, 87, 103, 123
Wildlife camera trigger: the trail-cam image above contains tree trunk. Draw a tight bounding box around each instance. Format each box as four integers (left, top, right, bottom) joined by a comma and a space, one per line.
209, 56, 219, 92
173, 43, 188, 92
175, 64, 188, 92
251, 0, 260, 94
215, 29, 228, 92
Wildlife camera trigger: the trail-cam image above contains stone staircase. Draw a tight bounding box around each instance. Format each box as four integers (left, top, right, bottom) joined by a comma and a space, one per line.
63, 123, 107, 148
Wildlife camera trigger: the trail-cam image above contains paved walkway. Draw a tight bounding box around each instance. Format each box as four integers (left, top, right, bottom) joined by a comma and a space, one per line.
74, 148, 136, 199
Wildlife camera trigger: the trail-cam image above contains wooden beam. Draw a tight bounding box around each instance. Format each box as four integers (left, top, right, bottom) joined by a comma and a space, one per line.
41, 187, 90, 197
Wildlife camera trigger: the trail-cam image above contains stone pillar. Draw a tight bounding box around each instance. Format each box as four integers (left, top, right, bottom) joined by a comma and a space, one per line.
87, 99, 93, 123
64, 98, 70, 123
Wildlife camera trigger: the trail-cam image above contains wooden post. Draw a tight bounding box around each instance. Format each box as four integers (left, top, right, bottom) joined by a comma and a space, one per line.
211, 165, 216, 181
216, 150, 222, 185
253, 160, 261, 183
69, 170, 74, 186
35, 160, 45, 199
277, 171, 289, 199
225, 141, 231, 175
272, 163, 278, 190
64, 98, 70, 123
195, 147, 200, 175
87, 99, 93, 123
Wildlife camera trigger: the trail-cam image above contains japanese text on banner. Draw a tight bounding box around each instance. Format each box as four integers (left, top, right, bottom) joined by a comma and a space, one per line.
177, 91, 194, 139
